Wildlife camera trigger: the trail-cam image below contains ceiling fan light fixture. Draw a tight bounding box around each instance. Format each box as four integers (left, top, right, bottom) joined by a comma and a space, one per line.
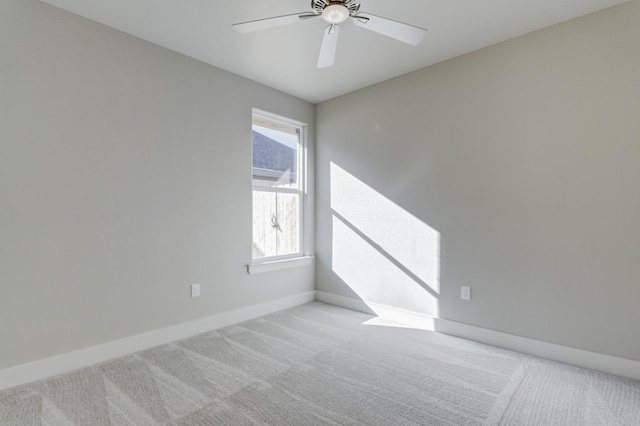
322, 4, 349, 24
233, 0, 428, 68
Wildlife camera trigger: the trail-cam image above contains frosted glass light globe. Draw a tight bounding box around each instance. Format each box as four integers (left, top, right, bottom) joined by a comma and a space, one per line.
322, 4, 349, 24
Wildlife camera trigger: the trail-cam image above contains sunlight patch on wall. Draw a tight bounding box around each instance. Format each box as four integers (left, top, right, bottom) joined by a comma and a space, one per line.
332, 214, 439, 317
330, 162, 440, 294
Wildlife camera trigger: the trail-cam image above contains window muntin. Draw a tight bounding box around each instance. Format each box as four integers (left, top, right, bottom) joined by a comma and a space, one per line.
251, 112, 305, 261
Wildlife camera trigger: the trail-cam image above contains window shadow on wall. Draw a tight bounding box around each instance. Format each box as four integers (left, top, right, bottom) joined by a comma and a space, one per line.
330, 162, 441, 320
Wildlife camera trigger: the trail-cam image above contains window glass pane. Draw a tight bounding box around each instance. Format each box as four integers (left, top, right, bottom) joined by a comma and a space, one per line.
252, 191, 300, 258
252, 120, 299, 189
251, 111, 304, 262
252, 190, 277, 258
275, 192, 300, 256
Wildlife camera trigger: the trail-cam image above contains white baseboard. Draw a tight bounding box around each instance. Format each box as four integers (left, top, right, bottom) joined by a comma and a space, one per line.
315, 291, 436, 330
0, 290, 316, 391
315, 291, 640, 382
435, 318, 640, 382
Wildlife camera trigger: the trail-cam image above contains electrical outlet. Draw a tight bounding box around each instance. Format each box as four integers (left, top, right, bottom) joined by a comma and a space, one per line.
461, 286, 471, 301
191, 283, 200, 298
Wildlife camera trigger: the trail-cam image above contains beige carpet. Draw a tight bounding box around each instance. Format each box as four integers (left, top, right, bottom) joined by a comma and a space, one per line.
1, 302, 639, 425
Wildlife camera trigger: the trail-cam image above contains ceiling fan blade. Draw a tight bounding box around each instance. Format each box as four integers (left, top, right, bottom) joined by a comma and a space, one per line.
317, 24, 340, 68
299, 14, 320, 20
352, 13, 427, 46
232, 12, 309, 33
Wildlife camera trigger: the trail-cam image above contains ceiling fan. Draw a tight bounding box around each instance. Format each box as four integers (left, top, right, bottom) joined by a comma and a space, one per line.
232, 0, 428, 68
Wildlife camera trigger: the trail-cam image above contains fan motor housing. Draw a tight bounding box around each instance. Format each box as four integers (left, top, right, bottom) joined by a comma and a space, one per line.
313, 0, 360, 16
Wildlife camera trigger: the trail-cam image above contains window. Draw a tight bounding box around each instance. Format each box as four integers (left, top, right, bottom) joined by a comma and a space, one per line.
251, 110, 306, 263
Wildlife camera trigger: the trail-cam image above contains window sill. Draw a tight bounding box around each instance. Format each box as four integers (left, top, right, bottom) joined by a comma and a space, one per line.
247, 256, 314, 275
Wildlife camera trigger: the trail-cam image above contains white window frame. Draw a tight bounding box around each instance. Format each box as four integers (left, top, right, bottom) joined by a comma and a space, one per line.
249, 109, 310, 273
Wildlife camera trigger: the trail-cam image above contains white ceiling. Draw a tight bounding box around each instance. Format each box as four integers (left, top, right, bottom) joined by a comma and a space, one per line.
40, 0, 627, 103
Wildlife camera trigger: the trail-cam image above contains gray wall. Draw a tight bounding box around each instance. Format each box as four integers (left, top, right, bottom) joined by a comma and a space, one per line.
0, 0, 314, 370
316, 0, 640, 361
